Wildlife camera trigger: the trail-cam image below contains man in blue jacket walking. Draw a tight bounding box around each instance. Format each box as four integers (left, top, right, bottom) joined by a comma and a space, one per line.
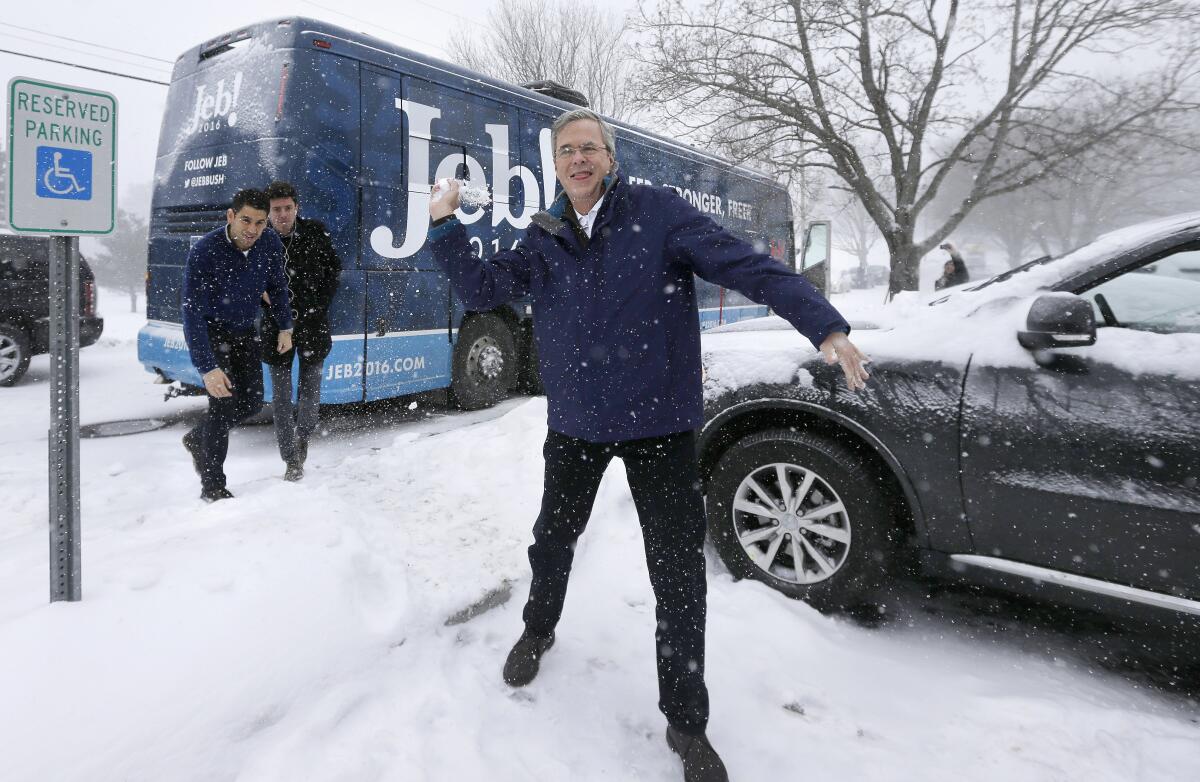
182, 188, 294, 502
428, 109, 868, 782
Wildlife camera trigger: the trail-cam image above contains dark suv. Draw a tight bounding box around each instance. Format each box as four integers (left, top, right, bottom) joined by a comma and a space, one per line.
0, 234, 104, 386
699, 212, 1200, 626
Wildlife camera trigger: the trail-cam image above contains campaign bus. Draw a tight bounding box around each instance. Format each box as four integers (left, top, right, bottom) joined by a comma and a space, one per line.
138, 17, 802, 409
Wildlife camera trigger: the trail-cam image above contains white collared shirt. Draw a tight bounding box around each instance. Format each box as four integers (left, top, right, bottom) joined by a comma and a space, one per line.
224, 224, 251, 258
573, 193, 607, 239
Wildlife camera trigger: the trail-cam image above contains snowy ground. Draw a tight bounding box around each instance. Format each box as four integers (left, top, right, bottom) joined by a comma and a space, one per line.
1, 290, 1197, 781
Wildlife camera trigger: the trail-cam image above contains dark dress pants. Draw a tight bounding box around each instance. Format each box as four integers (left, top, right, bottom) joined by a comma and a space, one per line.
521, 428, 711, 735
268, 358, 323, 463
189, 328, 264, 492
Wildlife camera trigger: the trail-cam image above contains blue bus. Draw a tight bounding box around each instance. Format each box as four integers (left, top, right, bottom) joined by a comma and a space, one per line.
138, 17, 800, 408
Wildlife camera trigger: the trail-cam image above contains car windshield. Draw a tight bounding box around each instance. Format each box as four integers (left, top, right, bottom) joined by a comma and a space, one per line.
927, 252, 1061, 306
966, 253, 1059, 291
931, 214, 1200, 306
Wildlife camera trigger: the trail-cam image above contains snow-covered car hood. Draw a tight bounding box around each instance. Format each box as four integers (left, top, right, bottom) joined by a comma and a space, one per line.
702, 210, 1200, 397
702, 294, 1034, 398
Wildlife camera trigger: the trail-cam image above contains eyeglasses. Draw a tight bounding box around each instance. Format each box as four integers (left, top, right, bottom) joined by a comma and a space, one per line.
555, 143, 607, 159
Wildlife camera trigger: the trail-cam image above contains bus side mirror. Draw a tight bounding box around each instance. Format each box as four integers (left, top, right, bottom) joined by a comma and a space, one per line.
798, 220, 831, 295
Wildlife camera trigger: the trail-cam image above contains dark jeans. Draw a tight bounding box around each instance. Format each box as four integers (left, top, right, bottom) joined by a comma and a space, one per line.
522, 428, 710, 735
188, 328, 263, 492
268, 358, 323, 463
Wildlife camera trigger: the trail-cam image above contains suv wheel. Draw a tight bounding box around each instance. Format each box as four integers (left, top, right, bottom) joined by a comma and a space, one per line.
0, 324, 31, 387
450, 313, 517, 410
706, 428, 896, 611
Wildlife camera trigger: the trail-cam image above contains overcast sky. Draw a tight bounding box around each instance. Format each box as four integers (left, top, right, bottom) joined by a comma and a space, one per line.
1, 0, 636, 211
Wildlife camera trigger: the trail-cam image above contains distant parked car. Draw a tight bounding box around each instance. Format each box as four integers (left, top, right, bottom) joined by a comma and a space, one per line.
0, 234, 104, 386
834, 264, 890, 293
699, 212, 1200, 625
863, 264, 889, 287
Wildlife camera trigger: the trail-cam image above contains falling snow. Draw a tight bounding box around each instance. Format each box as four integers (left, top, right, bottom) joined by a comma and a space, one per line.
0, 291, 1195, 781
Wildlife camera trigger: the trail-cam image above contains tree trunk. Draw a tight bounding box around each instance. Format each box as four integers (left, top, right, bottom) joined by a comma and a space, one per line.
885, 226, 922, 297
887, 248, 922, 295
128, 289, 137, 313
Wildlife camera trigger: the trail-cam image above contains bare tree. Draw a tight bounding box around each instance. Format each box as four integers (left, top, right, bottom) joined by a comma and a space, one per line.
89, 208, 148, 312
1028, 145, 1200, 256
446, 0, 636, 120
832, 192, 881, 271
960, 100, 1200, 264
634, 0, 1200, 295
960, 191, 1045, 267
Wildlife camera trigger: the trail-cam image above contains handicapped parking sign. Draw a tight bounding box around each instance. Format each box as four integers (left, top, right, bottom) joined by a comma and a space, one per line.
36, 146, 93, 200
7, 77, 116, 234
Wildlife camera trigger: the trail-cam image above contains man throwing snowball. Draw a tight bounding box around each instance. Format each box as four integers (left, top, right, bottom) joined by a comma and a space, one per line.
427, 107, 868, 782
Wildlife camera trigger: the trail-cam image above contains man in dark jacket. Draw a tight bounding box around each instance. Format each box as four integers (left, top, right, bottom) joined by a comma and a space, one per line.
934, 241, 970, 290
261, 181, 342, 481
182, 188, 293, 502
428, 108, 868, 782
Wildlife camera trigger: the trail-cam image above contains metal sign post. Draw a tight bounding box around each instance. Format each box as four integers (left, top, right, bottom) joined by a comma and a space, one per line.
48, 235, 82, 601
7, 77, 117, 603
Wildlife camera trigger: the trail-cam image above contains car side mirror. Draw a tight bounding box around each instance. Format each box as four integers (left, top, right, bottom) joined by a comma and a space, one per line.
1017, 294, 1096, 350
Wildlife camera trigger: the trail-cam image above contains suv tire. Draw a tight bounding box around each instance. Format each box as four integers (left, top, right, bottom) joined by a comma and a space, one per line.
706, 428, 896, 612
450, 313, 517, 410
0, 323, 31, 387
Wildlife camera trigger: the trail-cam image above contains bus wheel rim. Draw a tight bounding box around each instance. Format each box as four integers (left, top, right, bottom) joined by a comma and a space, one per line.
467, 336, 504, 383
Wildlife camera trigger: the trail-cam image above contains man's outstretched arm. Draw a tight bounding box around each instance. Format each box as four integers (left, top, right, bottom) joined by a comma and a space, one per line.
427, 179, 536, 309
668, 199, 870, 390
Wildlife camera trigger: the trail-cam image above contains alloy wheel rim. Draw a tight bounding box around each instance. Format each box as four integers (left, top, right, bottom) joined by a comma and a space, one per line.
0, 336, 19, 381
731, 461, 852, 585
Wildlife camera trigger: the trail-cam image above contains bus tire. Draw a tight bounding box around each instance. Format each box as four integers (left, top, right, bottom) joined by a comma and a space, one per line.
450, 313, 517, 410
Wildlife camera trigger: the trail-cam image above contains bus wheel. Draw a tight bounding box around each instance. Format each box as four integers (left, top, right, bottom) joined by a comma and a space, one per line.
450, 313, 517, 410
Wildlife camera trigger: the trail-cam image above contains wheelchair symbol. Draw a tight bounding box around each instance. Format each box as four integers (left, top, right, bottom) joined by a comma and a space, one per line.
35, 146, 93, 201
43, 152, 87, 196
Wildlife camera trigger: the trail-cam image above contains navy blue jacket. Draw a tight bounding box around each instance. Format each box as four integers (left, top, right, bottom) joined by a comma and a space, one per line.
429, 176, 850, 442
182, 224, 293, 374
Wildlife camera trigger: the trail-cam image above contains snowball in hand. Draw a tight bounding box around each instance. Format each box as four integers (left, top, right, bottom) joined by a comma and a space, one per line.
431, 178, 492, 209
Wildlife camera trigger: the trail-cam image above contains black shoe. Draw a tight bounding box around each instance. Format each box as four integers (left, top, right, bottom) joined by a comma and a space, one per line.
666, 726, 729, 782
182, 430, 203, 477
200, 487, 234, 503
502, 630, 555, 687
283, 461, 304, 482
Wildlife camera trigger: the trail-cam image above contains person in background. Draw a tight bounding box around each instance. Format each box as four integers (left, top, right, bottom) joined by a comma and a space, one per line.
427, 107, 869, 782
935, 241, 971, 290
260, 181, 342, 482
181, 188, 292, 502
